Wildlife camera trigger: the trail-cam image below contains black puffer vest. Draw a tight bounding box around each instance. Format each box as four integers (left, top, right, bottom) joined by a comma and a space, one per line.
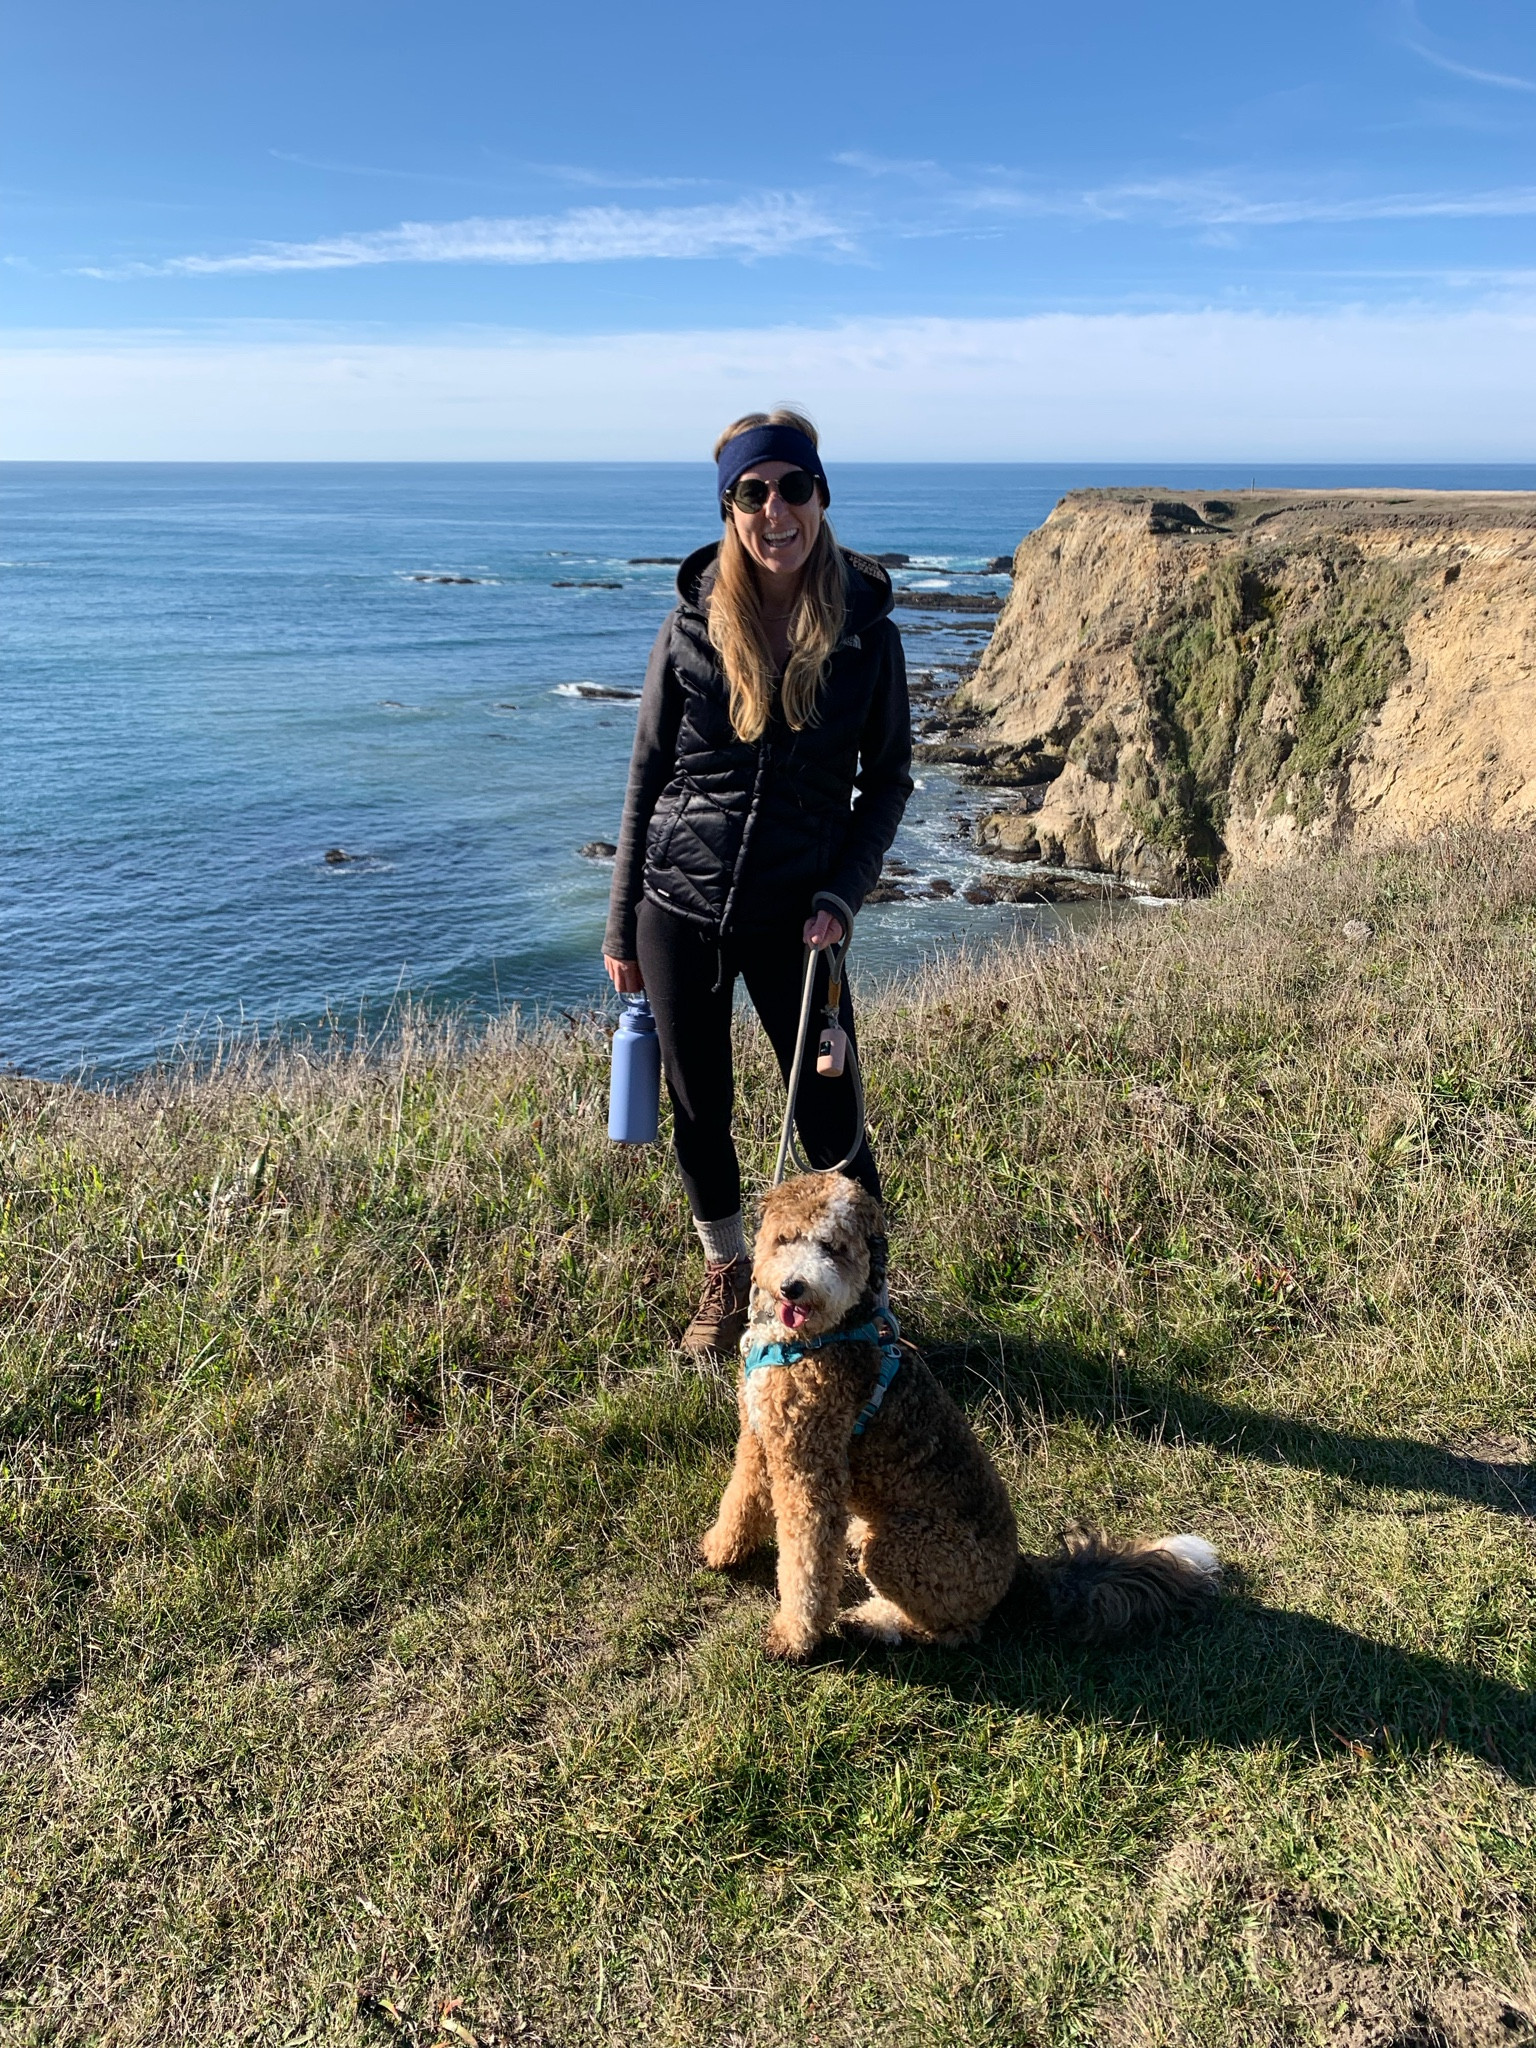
603, 544, 913, 957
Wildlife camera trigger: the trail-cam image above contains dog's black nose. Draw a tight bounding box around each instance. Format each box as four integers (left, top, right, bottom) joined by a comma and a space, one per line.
781, 1279, 806, 1300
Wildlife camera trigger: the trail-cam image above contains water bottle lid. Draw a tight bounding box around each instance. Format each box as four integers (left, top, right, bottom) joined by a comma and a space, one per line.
619, 993, 657, 1031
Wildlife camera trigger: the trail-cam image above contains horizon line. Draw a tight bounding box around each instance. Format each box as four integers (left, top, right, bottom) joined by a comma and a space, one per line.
7, 456, 1536, 469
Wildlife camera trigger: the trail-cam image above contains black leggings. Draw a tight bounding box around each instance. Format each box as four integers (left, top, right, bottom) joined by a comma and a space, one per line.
634, 898, 881, 1223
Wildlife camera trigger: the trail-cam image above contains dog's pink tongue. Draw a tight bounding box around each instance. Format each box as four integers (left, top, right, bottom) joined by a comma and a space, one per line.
780, 1300, 809, 1331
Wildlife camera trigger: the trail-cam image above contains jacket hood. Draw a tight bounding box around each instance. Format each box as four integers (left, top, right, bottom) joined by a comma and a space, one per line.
675, 541, 894, 634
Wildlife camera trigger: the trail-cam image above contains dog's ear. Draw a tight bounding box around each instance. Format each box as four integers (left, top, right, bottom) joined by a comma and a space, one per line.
866, 1230, 889, 1300
843, 1178, 886, 1239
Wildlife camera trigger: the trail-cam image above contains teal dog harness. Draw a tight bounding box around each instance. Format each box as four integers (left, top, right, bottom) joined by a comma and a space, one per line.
742, 1312, 903, 1436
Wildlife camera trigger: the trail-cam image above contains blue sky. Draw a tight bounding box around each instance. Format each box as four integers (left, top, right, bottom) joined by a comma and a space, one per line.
6, 0, 1536, 457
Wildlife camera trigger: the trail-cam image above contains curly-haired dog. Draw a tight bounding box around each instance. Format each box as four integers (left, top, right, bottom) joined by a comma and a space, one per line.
700, 1171, 1220, 1662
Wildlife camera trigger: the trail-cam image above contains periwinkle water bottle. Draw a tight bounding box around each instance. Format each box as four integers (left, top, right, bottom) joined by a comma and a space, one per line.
608, 994, 660, 1144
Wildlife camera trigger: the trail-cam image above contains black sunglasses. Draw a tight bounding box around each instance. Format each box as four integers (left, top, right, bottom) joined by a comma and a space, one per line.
722, 469, 819, 514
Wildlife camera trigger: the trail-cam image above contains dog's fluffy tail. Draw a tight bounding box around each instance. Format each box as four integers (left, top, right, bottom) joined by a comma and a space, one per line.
998, 1520, 1221, 1647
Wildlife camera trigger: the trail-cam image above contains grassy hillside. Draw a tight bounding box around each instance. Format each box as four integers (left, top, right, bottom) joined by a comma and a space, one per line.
2, 831, 1534, 2047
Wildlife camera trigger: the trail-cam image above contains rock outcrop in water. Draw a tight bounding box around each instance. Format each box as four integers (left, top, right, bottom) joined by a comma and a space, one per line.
955, 489, 1536, 891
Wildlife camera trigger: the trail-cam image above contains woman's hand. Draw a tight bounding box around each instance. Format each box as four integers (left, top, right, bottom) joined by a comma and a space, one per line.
803, 910, 845, 950
605, 956, 645, 993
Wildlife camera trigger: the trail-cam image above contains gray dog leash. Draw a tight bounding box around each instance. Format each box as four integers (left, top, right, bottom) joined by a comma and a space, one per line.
771, 890, 867, 1187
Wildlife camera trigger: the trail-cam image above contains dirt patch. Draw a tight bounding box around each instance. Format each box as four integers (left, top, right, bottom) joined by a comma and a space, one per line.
1456, 1431, 1534, 1471
1298, 1961, 1535, 2047
1449, 1433, 1536, 1518
1099, 1845, 1535, 2048
0, 1682, 79, 1775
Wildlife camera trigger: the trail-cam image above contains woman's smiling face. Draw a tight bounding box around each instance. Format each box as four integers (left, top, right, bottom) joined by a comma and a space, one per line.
729, 461, 823, 584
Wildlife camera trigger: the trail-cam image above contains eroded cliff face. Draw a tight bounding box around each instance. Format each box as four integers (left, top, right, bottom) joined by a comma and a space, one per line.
958, 489, 1536, 891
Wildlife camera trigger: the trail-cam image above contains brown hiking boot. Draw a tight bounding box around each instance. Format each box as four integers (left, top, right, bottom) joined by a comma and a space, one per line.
682, 1256, 753, 1359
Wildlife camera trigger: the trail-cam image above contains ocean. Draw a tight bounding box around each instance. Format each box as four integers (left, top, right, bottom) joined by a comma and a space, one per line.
6, 460, 1535, 1079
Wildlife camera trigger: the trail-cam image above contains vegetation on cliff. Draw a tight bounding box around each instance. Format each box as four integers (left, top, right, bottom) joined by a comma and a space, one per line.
1129, 544, 1421, 882
2, 833, 1534, 2045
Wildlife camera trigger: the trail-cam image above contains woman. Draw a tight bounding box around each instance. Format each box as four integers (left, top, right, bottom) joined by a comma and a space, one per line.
603, 409, 913, 1357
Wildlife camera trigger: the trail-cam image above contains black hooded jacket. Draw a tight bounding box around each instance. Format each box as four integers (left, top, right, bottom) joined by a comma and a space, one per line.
602, 543, 913, 958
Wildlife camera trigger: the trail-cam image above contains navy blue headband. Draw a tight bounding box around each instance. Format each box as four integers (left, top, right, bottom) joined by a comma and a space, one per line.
716, 424, 829, 508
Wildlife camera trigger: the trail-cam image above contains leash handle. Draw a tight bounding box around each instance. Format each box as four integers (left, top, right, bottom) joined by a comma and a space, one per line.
772, 944, 820, 1187
814, 892, 853, 1015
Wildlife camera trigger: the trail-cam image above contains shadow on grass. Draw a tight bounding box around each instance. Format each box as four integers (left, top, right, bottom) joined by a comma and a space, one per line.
923, 1332, 1536, 1518
816, 1326, 1536, 1781
840, 1588, 1536, 1785
715, 1537, 1536, 1779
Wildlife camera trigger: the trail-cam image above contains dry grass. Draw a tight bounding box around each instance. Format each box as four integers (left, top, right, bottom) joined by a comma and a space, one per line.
2, 829, 1534, 2047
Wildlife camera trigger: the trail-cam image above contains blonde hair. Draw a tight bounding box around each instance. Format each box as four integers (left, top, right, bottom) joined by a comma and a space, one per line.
708, 408, 847, 743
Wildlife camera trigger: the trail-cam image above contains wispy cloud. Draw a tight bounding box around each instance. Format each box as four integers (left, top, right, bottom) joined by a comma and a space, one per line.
832, 150, 943, 179
1114, 180, 1536, 224
1395, 0, 1536, 92
962, 174, 1536, 226
833, 147, 1536, 229
73, 165, 1536, 292
83, 196, 852, 278
1405, 45, 1536, 91
271, 150, 714, 194
269, 150, 490, 186
528, 163, 712, 190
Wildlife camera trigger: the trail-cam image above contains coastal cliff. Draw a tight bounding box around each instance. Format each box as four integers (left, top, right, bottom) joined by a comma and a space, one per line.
954, 489, 1536, 890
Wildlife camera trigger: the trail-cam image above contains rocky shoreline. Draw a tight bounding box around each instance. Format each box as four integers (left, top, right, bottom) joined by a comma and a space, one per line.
573, 547, 1153, 910
886, 565, 1147, 907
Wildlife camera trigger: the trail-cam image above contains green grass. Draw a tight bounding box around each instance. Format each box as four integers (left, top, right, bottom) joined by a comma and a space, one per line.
2, 831, 1534, 2047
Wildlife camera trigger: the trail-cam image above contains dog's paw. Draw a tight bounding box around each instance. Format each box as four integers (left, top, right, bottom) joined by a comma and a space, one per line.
838, 1596, 917, 1646
699, 1522, 748, 1571
761, 1615, 820, 1663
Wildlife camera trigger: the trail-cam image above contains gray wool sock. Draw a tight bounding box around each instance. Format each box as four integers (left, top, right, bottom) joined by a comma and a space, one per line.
694, 1211, 749, 1266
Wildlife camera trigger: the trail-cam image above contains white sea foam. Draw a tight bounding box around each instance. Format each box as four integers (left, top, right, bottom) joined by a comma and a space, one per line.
395, 569, 499, 585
